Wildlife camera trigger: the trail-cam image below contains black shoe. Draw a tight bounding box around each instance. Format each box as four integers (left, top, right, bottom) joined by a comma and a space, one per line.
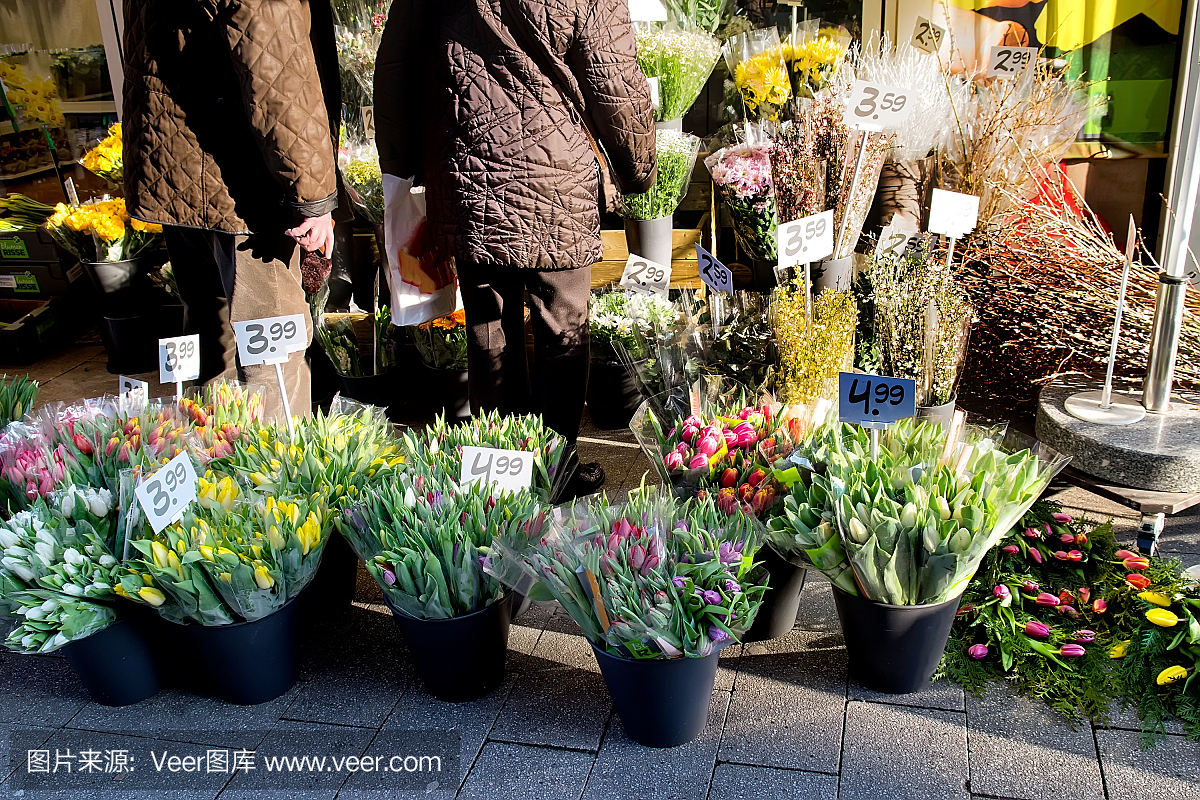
564, 461, 605, 501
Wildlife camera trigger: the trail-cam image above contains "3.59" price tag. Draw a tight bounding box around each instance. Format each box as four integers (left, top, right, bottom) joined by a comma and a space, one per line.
777, 209, 834, 268
845, 80, 915, 130
159, 335, 200, 385
619, 254, 671, 297
927, 188, 980, 239
232, 315, 307, 367
135, 450, 199, 533
459, 446, 534, 494
838, 372, 917, 425
988, 46, 1037, 79
696, 244, 732, 293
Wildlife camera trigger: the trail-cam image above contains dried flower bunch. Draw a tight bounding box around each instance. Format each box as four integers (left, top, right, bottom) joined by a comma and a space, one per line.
772, 281, 857, 406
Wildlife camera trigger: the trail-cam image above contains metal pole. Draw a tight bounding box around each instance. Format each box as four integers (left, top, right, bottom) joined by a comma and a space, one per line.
1143, 0, 1199, 412
1101, 217, 1137, 409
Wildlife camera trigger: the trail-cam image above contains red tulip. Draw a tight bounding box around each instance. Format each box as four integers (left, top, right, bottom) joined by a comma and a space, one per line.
747, 468, 767, 487
1058, 590, 1075, 605
1125, 574, 1151, 590
1075, 534, 1088, 546
1122, 556, 1150, 571
1067, 550, 1083, 561
720, 468, 738, 488
1092, 598, 1108, 614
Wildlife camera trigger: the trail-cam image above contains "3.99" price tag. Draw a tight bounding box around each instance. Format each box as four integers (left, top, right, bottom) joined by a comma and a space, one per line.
696, 244, 733, 293
838, 372, 917, 425
777, 209, 834, 268
459, 446, 534, 494
135, 450, 199, 533
159, 335, 200, 385
232, 314, 307, 367
619, 254, 671, 297
988, 46, 1037, 79
845, 80, 915, 130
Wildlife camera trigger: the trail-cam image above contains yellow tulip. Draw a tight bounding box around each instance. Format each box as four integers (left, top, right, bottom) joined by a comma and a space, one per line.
150, 541, 170, 568
199, 545, 215, 561
1146, 608, 1181, 627
1109, 641, 1130, 659
219, 572, 232, 583
113, 584, 129, 598
138, 586, 166, 606
253, 565, 274, 589
1138, 591, 1172, 608
1156, 666, 1188, 685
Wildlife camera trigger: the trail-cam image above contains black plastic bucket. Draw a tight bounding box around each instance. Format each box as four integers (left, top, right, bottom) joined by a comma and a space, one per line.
184, 596, 302, 705
420, 363, 471, 421
832, 585, 962, 694
585, 360, 643, 429
63, 615, 162, 706
305, 532, 358, 616
100, 312, 159, 374
591, 644, 720, 748
386, 593, 512, 702
744, 544, 808, 642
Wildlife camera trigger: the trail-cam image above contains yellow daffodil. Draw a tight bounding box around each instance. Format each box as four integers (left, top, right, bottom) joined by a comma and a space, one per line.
1146, 608, 1181, 627
1138, 591, 1173, 607
1156, 665, 1188, 685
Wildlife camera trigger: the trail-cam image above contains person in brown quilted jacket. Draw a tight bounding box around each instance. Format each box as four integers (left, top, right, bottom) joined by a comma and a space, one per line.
375, 0, 656, 494
122, 0, 343, 420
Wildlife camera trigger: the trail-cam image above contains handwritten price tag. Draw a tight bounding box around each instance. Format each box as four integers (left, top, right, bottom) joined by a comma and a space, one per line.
619, 254, 671, 297
159, 335, 200, 385
910, 17, 945, 54
232, 314, 307, 367
135, 450, 199, 533
874, 217, 919, 260
696, 245, 733, 293
459, 446, 534, 494
777, 210, 834, 268
628, 0, 668, 21
928, 189, 980, 238
118, 376, 149, 407
845, 80, 915, 130
988, 46, 1037, 79
838, 373, 917, 425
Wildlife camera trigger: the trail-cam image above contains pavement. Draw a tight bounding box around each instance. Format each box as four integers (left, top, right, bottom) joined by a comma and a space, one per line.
0, 341, 1197, 798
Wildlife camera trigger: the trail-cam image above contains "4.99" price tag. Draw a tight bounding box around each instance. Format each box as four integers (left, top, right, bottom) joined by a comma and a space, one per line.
838, 372, 917, 425
135, 450, 199, 533
845, 80, 916, 130
159, 335, 200, 385
232, 314, 307, 367
988, 46, 1037, 79
619, 254, 671, 297
459, 446, 534, 494
777, 209, 834, 268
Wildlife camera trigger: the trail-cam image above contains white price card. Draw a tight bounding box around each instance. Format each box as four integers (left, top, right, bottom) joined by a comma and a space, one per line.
619, 254, 671, 297
118, 376, 149, 405
874, 217, 919, 260
927, 189, 980, 238
696, 245, 733, 293
646, 76, 661, 112
910, 17, 945, 54
459, 446, 534, 494
845, 80, 916, 130
135, 450, 199, 533
232, 314, 308, 367
988, 46, 1037, 79
628, 0, 668, 21
776, 210, 834, 268
159, 335, 200, 385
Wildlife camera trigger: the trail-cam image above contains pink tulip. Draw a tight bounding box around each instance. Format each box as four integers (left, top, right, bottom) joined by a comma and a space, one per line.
968, 644, 988, 659
1059, 533, 1075, 545
1023, 527, 1041, 539
1035, 593, 1060, 607
629, 544, 646, 571
1052, 512, 1073, 524
993, 585, 1011, 602
722, 429, 738, 448
1060, 644, 1086, 658
1071, 630, 1096, 643
1029, 548, 1043, 565
1002, 545, 1020, 556
1077, 588, 1091, 605
688, 454, 710, 470
682, 425, 699, 444
663, 451, 684, 470
1022, 581, 1039, 593
1025, 621, 1051, 639
1092, 598, 1107, 614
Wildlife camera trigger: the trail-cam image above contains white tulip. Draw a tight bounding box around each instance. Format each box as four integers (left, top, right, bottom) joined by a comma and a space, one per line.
60, 493, 76, 518
61, 584, 84, 596
63, 547, 85, 565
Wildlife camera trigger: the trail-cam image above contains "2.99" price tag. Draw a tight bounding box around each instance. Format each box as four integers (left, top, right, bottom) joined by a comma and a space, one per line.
910, 16, 945, 54
838, 372, 917, 425
777, 209, 834, 268
845, 80, 915, 130
232, 314, 307, 367
459, 446, 534, 494
619, 254, 671, 297
988, 46, 1037, 79
159, 335, 200, 385
135, 450, 199, 533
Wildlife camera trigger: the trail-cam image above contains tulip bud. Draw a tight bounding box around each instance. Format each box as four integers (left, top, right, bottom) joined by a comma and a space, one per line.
967, 644, 988, 659
720, 468, 738, 488
1029, 548, 1043, 565
682, 425, 699, 444
1071, 630, 1096, 643
1125, 574, 1151, 590
1022, 580, 1039, 593
747, 468, 766, 487
1122, 556, 1150, 571
1023, 527, 1041, 539
1109, 640, 1129, 659
1035, 592, 1059, 607
1092, 598, 1108, 614
1056, 605, 1079, 618
1059, 533, 1075, 545
1059, 643, 1086, 658
1077, 587, 1091, 605
1025, 620, 1050, 639
723, 429, 738, 448
1156, 666, 1188, 685
1058, 590, 1075, 605
1002, 544, 1020, 556
1053, 550, 1070, 561
1145, 608, 1181, 627
1137, 591, 1172, 608
688, 454, 709, 470
992, 585, 1011, 606
1074, 533, 1088, 547
848, 518, 869, 543
1051, 512, 1073, 523
663, 451, 684, 471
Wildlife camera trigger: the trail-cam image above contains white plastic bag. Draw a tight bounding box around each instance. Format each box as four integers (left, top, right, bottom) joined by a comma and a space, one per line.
382, 174, 457, 326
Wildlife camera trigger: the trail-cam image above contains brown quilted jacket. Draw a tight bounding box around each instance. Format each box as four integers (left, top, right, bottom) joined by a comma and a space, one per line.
122, 0, 340, 235
374, 0, 657, 271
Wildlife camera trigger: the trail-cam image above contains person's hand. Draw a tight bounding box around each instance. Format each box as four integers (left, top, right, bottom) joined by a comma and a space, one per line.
286, 213, 335, 256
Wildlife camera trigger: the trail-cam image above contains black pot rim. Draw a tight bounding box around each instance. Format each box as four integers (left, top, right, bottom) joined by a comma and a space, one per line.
588, 640, 721, 665
185, 594, 300, 630
830, 583, 964, 612
383, 590, 511, 623
764, 542, 810, 569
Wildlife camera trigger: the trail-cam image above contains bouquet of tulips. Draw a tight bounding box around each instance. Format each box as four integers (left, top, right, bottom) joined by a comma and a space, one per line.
180, 382, 265, 463
337, 470, 548, 620
0, 374, 38, 427
0, 425, 78, 509
487, 489, 767, 659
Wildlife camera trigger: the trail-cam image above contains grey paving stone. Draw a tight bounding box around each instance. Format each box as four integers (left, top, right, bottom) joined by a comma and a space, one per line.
849, 678, 965, 712
708, 763, 838, 800
840, 701, 969, 800
581, 691, 730, 800
490, 668, 612, 752
1159, 507, 1200, 555
458, 742, 595, 800
0, 724, 56, 783
1100, 702, 1188, 736
1096, 729, 1200, 800
794, 576, 839, 633
221, 721, 373, 793
965, 682, 1104, 800
715, 643, 742, 692
719, 629, 847, 773
0, 652, 91, 727
526, 630, 600, 673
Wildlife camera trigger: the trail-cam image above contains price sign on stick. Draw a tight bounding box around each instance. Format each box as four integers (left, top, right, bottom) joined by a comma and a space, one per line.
118, 376, 149, 404
845, 80, 916, 130
696, 245, 733, 293
460, 446, 534, 494
927, 189, 979, 239
135, 450, 199, 533
232, 315, 307, 367
619, 254, 671, 297
874, 217, 919, 260
838, 373, 917, 425
159, 335, 200, 385
777, 210, 834, 269
910, 17, 945, 54
988, 46, 1037, 79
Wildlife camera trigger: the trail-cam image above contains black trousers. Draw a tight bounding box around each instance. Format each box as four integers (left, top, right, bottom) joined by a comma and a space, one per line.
456, 262, 591, 444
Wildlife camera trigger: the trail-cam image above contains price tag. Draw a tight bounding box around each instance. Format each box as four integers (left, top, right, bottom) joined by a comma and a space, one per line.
646, 77, 660, 112
118, 376, 149, 406
776, 210, 834, 268
988, 46, 1037, 79
134, 450, 199, 534
158, 335, 200, 385
628, 0, 668, 21
845, 80, 915, 130
696, 245, 733, 293
232, 314, 308, 367
874, 217, 919, 260
459, 446, 534, 494
927, 189, 980, 238
619, 254, 671, 297
910, 17, 945, 54
838, 372, 917, 425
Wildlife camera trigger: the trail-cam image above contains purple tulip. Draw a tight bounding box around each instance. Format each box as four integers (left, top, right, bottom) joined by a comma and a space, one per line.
1052, 512, 1074, 524
1060, 643, 1086, 658
671, 576, 686, 589
718, 541, 743, 564
1003, 545, 1020, 556
1025, 620, 1051, 639
723, 579, 741, 594
1029, 548, 1043, 565
1056, 605, 1079, 619
382, 569, 396, 586
629, 544, 646, 571
1022, 580, 1039, 593
708, 626, 731, 643
702, 589, 722, 606
968, 644, 988, 659
993, 585, 1011, 601
1035, 592, 1060, 607
674, 441, 691, 456
1023, 527, 1041, 538
1071, 630, 1096, 643
688, 454, 710, 470
1059, 533, 1076, 545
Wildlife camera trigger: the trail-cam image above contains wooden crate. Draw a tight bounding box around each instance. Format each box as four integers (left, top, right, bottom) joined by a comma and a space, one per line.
593, 228, 706, 289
